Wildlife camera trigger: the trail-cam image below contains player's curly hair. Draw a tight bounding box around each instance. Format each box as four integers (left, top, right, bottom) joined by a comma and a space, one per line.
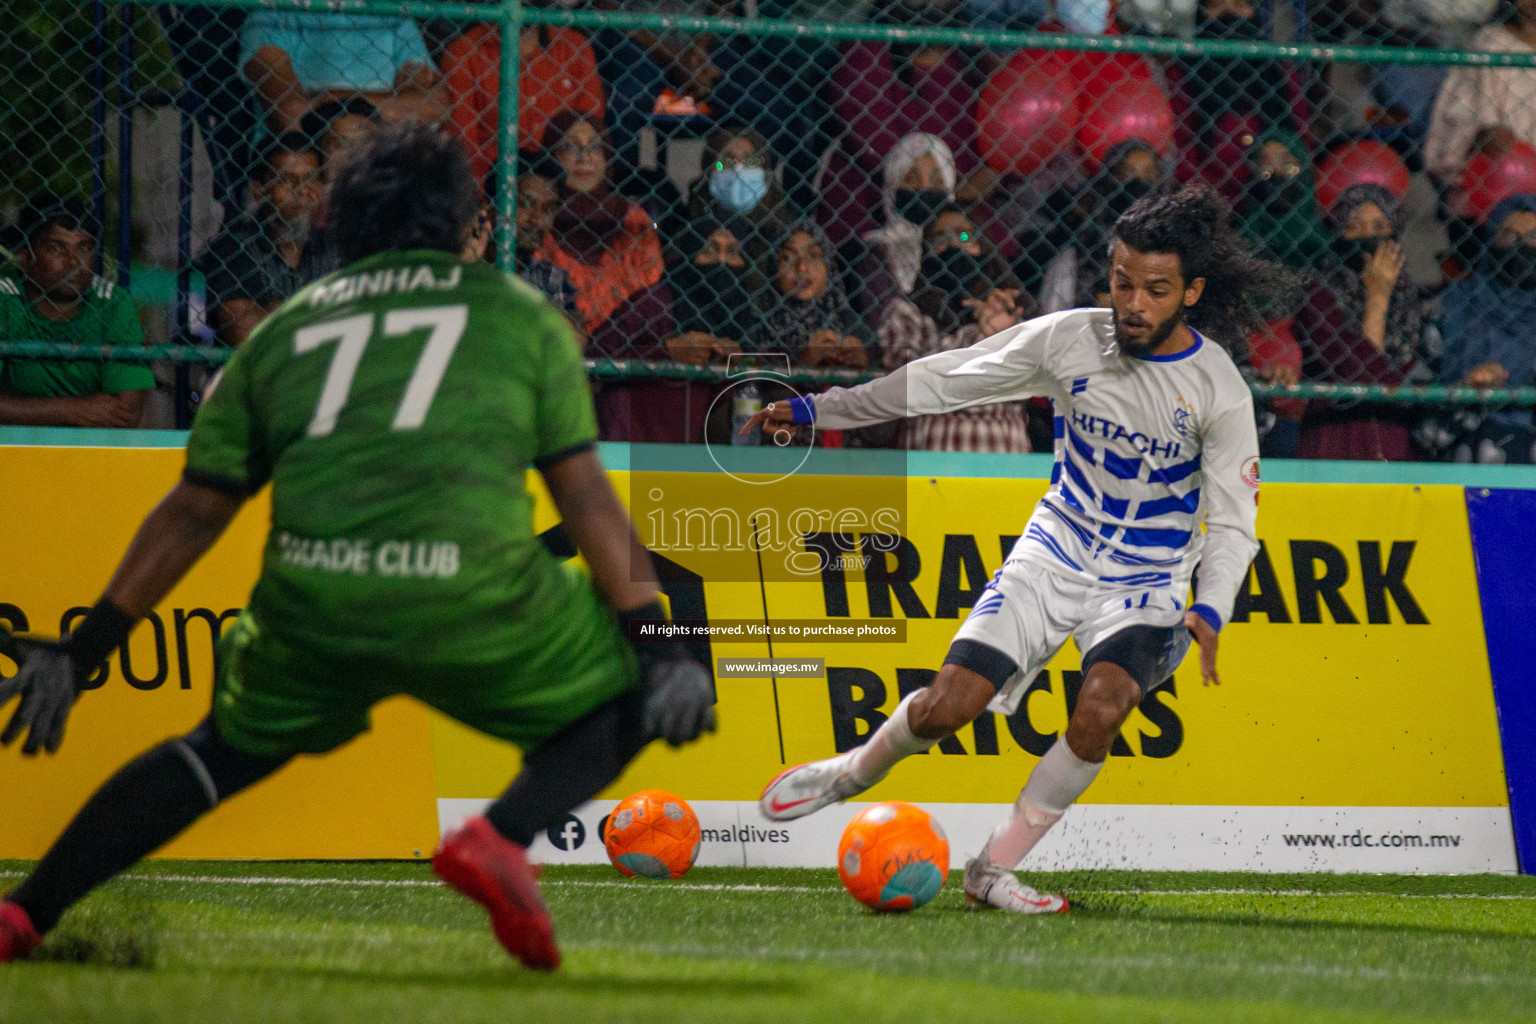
328, 122, 479, 264
1112, 183, 1297, 356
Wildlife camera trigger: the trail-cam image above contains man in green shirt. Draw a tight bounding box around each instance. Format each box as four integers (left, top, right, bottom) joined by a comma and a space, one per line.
0, 195, 155, 427
0, 124, 715, 971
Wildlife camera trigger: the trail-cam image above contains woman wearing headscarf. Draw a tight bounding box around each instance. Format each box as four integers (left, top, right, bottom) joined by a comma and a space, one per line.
880, 204, 1035, 452
853, 132, 958, 321
667, 217, 756, 358
820, 23, 978, 250
1237, 129, 1323, 458
535, 110, 722, 443
750, 220, 880, 445
754, 221, 870, 368
534, 110, 667, 338
1294, 182, 1428, 461
1239, 129, 1330, 273
677, 124, 792, 281
1038, 139, 1166, 314
1439, 194, 1536, 463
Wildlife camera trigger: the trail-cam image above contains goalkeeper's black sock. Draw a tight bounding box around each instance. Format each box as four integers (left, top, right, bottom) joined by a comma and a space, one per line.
7, 717, 286, 934
485, 688, 649, 848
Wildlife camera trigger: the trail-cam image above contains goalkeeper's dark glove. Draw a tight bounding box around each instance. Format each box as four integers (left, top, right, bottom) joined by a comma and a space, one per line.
0, 599, 134, 756
618, 600, 717, 747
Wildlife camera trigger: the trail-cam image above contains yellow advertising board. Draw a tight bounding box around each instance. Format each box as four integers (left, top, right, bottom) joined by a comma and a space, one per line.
0, 442, 1516, 872
0, 446, 440, 860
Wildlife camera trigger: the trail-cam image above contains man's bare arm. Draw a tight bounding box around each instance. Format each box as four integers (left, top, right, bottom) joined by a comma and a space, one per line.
244, 46, 311, 133
213, 300, 269, 348
102, 481, 246, 617
539, 449, 657, 613
0, 390, 146, 428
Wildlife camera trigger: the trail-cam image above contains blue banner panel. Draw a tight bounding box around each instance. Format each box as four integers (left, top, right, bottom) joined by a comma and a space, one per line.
1465, 488, 1536, 873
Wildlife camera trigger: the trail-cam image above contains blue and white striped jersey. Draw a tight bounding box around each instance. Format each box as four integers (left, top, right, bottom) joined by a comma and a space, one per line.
801, 308, 1261, 631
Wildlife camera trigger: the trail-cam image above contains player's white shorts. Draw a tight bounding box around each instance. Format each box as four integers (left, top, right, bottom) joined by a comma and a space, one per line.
947, 557, 1192, 716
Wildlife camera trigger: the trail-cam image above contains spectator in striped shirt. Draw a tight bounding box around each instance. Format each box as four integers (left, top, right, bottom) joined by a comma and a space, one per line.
880, 204, 1034, 452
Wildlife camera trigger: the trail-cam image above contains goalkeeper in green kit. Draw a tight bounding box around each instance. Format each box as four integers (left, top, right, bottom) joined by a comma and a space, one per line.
0, 123, 715, 971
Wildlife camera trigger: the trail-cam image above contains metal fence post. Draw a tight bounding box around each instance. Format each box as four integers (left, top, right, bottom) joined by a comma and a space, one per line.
494, 0, 523, 272
174, 84, 195, 428
117, 1, 134, 290
91, 1, 108, 276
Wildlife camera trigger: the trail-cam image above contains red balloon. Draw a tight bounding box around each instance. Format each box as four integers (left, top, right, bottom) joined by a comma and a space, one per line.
1315, 140, 1410, 215
1077, 50, 1155, 87
1076, 71, 1174, 171
976, 50, 1082, 175
1462, 141, 1536, 223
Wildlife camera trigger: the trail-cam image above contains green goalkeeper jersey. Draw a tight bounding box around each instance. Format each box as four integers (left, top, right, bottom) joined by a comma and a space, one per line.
185, 249, 600, 664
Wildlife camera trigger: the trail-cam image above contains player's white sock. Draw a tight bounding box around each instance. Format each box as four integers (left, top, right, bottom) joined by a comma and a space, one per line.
848, 692, 936, 787
984, 737, 1102, 869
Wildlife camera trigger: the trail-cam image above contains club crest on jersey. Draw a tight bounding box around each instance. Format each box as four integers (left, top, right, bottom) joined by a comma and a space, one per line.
1171, 397, 1195, 438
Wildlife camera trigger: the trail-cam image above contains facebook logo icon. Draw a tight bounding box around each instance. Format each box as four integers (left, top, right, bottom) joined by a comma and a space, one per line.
546, 815, 587, 851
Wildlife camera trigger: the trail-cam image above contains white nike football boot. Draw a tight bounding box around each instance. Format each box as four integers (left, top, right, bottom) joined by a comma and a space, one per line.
962, 853, 1069, 915
759, 752, 870, 821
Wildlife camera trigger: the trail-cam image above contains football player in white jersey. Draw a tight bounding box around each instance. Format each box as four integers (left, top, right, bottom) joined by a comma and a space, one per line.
746, 185, 1275, 914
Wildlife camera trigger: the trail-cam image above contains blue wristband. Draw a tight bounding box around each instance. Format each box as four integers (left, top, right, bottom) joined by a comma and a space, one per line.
1189, 603, 1223, 634
787, 396, 816, 424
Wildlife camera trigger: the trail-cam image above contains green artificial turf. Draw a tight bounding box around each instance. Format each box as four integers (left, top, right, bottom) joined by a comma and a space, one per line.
3, 861, 1536, 1023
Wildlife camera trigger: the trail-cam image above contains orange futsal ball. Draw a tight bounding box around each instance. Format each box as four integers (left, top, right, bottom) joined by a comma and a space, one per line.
838, 802, 950, 912
604, 789, 702, 879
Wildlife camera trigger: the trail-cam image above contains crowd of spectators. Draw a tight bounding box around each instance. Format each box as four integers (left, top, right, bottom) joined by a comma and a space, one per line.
7, 0, 1536, 463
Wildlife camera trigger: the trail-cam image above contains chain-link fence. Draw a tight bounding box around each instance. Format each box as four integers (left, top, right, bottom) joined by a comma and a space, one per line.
6, 0, 1536, 459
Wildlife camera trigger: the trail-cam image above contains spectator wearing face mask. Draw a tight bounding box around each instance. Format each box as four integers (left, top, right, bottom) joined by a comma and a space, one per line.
1239, 129, 1330, 273
1295, 183, 1428, 461
854, 133, 958, 322
880, 205, 1036, 452
678, 126, 791, 282
1039, 139, 1166, 314
965, 146, 1081, 295
821, 24, 978, 253
755, 221, 870, 368
587, 216, 747, 445
1439, 194, 1536, 463
1235, 130, 1317, 460
667, 221, 752, 364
